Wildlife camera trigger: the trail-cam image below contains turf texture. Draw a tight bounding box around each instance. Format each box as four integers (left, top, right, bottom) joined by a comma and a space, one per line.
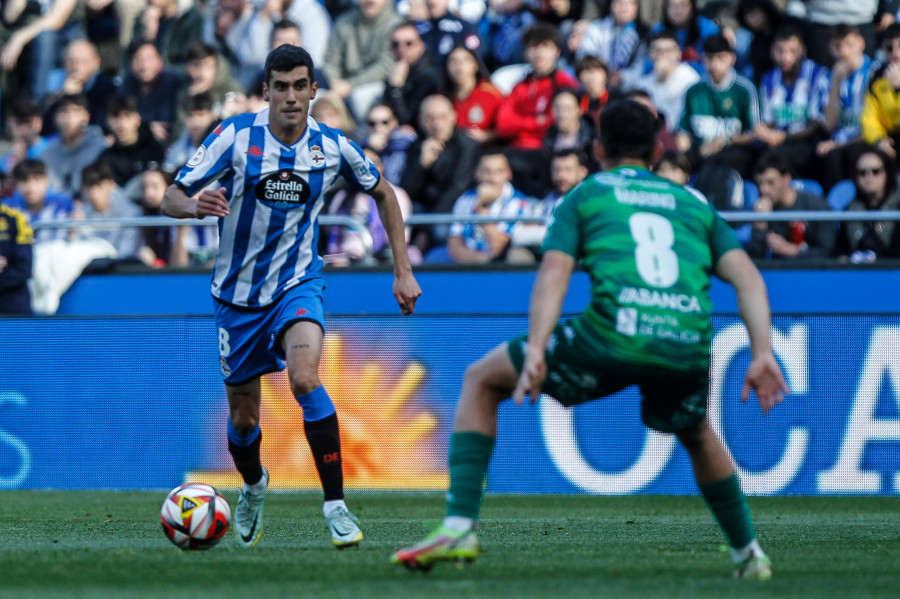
0, 492, 897, 599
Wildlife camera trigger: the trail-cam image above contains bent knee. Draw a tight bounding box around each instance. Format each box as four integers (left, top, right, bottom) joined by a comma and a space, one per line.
289, 371, 321, 396
676, 418, 713, 450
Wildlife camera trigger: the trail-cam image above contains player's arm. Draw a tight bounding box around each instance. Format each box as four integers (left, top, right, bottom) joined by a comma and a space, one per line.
370, 176, 422, 315
714, 248, 789, 414
512, 249, 576, 405
162, 184, 229, 219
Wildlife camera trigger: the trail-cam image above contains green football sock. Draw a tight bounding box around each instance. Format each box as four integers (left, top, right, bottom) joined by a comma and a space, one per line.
445, 432, 495, 520
699, 474, 757, 549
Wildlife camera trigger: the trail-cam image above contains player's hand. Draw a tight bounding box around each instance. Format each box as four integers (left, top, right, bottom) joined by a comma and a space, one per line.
393, 271, 422, 315
741, 351, 789, 415
196, 188, 229, 218
512, 344, 547, 406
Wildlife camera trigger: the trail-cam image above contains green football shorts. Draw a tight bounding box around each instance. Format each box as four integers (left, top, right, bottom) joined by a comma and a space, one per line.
506, 319, 709, 434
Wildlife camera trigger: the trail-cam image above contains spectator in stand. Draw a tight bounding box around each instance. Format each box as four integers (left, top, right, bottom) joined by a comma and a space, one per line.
653, 149, 692, 185
164, 93, 219, 174
0, 99, 51, 177
572, 0, 646, 87
734, 0, 780, 85
861, 24, 900, 164
280, 0, 333, 67
0, 203, 34, 315
42, 40, 118, 134
573, 55, 609, 131
631, 30, 700, 134
648, 0, 719, 67
447, 149, 531, 264
324, 0, 405, 120
803, 0, 880, 68
496, 22, 579, 197
249, 19, 331, 93
326, 148, 419, 266
362, 101, 416, 185
628, 88, 678, 152
310, 91, 360, 140
130, 0, 204, 68
837, 146, 900, 261
507, 148, 588, 263
138, 166, 177, 267
415, 0, 481, 69
525, 0, 582, 63
478, 0, 536, 71
442, 44, 504, 144
385, 21, 441, 127
402, 94, 480, 252
5, 159, 75, 243
541, 88, 597, 171
77, 160, 142, 260
175, 42, 245, 134
119, 40, 184, 144
753, 24, 829, 180
39, 94, 107, 198
817, 24, 874, 191
98, 95, 165, 188
749, 152, 835, 261
678, 34, 761, 180
203, 0, 270, 88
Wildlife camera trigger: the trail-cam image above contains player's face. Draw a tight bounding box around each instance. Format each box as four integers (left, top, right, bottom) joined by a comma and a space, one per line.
756, 168, 790, 205
772, 36, 804, 74
703, 51, 734, 83
264, 66, 318, 134
551, 156, 586, 194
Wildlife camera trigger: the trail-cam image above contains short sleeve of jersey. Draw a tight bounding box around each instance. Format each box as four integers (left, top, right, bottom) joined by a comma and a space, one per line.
175, 119, 237, 196
337, 136, 380, 192
540, 186, 582, 258
709, 209, 743, 263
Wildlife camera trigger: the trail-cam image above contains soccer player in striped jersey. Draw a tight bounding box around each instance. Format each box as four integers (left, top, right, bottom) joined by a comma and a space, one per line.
754, 24, 830, 179
163, 44, 422, 550
393, 100, 788, 579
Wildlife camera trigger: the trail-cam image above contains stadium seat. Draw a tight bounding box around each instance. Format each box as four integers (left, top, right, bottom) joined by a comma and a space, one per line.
791, 178, 824, 197
827, 180, 856, 211
423, 244, 454, 264
742, 179, 759, 210
490, 64, 531, 95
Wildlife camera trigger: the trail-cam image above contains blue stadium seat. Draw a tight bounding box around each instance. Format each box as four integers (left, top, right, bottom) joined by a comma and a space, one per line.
826, 180, 856, 211
423, 244, 454, 264
742, 179, 759, 210
791, 178, 824, 197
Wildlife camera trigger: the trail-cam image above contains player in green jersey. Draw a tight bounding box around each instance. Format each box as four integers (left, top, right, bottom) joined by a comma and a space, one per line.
392, 100, 789, 579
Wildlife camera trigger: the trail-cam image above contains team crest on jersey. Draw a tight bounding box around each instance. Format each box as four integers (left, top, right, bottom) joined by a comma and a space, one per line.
187, 145, 207, 167
468, 106, 485, 125
309, 145, 326, 168
220, 356, 232, 377
256, 169, 311, 208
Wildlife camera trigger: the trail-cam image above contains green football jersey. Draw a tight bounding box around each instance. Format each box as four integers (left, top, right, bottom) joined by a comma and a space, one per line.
679, 71, 760, 142
541, 165, 742, 373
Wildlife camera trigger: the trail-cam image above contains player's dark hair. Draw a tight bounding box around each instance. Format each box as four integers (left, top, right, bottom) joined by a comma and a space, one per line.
106, 94, 140, 117
598, 100, 661, 163
773, 23, 806, 46
265, 44, 315, 84
12, 158, 47, 181
186, 92, 215, 114
185, 41, 219, 64
8, 98, 41, 121
522, 22, 561, 49
754, 151, 794, 177
552, 148, 588, 167
703, 33, 733, 56
81, 160, 115, 188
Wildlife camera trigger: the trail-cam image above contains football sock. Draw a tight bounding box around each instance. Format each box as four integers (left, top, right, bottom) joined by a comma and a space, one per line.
226, 419, 264, 486
731, 539, 766, 563
303, 412, 344, 501
699, 474, 757, 551
323, 499, 348, 518
442, 516, 475, 533
295, 385, 336, 422
445, 432, 495, 520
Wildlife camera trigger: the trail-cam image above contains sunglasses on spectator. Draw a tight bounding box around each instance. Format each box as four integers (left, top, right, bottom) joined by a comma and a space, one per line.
367, 119, 392, 127
857, 167, 885, 176
391, 40, 416, 48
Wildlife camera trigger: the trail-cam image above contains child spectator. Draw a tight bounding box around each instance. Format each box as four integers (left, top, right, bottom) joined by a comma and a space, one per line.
0, 99, 51, 177
542, 88, 597, 173
573, 55, 609, 131
176, 42, 245, 133
39, 94, 107, 199
447, 149, 531, 264
138, 166, 177, 267
164, 93, 219, 175
443, 45, 504, 144
654, 149, 692, 185
5, 159, 75, 243
78, 160, 142, 261
98, 95, 166, 188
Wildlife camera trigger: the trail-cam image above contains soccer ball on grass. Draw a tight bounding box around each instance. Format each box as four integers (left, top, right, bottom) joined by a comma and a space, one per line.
161, 482, 231, 550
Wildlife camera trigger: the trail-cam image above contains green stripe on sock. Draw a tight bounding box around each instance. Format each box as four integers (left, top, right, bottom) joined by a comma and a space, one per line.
446, 432, 495, 520
699, 474, 757, 549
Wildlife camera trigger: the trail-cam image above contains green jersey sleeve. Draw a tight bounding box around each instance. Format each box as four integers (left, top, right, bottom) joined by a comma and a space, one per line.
541, 186, 583, 258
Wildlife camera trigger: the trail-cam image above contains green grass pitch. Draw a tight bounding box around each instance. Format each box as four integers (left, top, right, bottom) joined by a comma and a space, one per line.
0, 492, 897, 599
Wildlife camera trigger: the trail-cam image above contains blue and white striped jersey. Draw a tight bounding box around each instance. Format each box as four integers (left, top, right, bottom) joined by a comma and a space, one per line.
760, 58, 830, 134
175, 109, 379, 308
831, 55, 874, 144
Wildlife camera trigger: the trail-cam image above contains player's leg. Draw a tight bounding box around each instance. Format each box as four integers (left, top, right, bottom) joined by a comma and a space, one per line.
392, 344, 519, 569
281, 319, 363, 549
676, 419, 771, 580
226, 377, 270, 548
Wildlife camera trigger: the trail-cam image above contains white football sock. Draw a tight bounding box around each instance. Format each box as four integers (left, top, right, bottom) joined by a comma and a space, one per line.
731, 539, 765, 563
323, 499, 348, 518
443, 516, 475, 533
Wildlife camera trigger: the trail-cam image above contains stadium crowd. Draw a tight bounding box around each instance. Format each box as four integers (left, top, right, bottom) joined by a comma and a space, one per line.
2, 0, 900, 314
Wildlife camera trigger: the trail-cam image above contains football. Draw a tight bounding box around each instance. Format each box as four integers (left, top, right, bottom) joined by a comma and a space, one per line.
160, 482, 231, 550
